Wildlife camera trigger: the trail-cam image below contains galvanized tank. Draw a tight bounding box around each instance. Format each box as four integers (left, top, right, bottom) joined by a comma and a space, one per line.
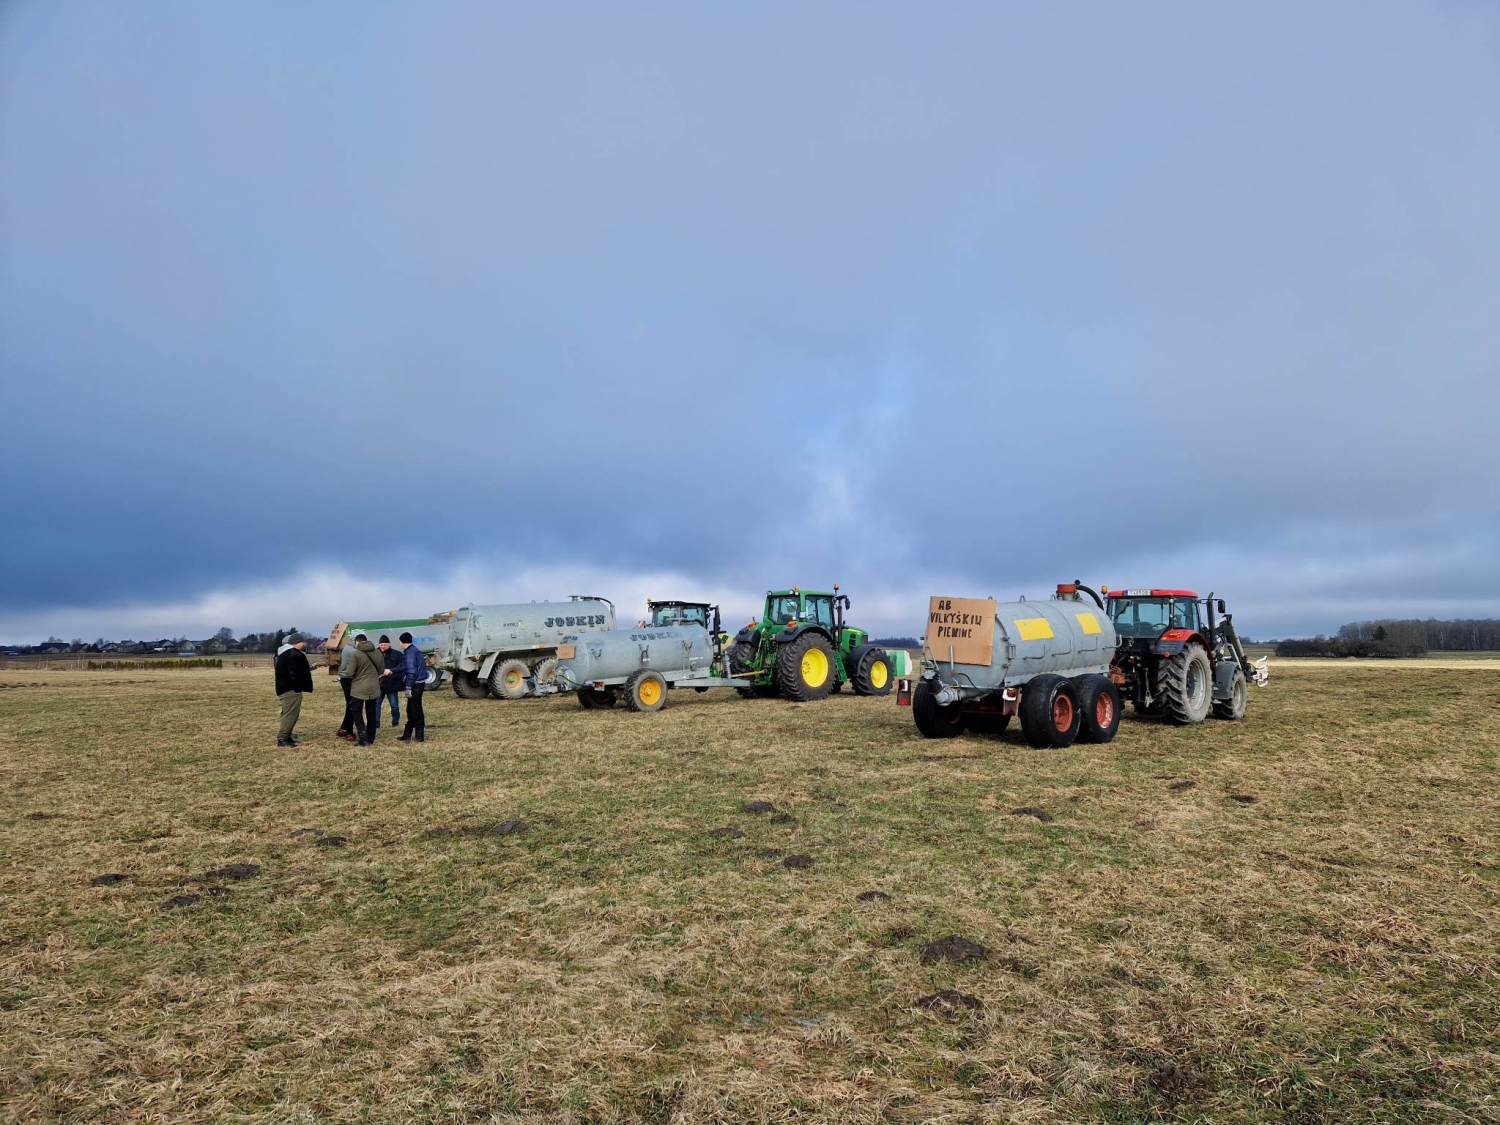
554, 624, 715, 689
444, 597, 615, 672
927, 598, 1117, 691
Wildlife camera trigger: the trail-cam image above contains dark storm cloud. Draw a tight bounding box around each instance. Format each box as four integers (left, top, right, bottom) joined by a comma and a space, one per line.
2, 1, 1497, 638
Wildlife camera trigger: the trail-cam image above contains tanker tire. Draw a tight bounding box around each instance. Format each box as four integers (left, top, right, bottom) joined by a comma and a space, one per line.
1213, 667, 1248, 721
912, 679, 965, 739
452, 670, 490, 700
489, 658, 531, 701
577, 687, 617, 709
1075, 675, 1122, 744
1018, 674, 1082, 749
530, 656, 558, 687
853, 649, 894, 697
965, 712, 1010, 736
1159, 643, 1212, 725
624, 669, 668, 713
776, 632, 838, 701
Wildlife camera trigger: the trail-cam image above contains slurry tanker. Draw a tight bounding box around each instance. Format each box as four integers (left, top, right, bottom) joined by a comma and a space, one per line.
903, 583, 1122, 748
441, 596, 616, 699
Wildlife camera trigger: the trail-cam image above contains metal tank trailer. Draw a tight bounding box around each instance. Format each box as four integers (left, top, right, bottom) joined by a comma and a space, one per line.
544, 603, 758, 711
442, 596, 616, 699
326, 617, 452, 689
902, 583, 1122, 748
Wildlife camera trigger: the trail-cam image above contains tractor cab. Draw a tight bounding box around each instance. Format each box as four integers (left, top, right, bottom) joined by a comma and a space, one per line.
646, 600, 717, 631
1106, 589, 1202, 643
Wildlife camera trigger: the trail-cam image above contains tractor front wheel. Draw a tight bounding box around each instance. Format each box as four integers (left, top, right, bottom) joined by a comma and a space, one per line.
1213, 668, 1248, 720
1158, 643, 1212, 725
776, 633, 838, 701
1019, 674, 1082, 749
912, 679, 965, 739
853, 649, 894, 696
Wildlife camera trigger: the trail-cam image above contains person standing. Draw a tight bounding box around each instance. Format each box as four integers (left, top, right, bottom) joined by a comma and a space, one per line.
346, 632, 384, 746
274, 632, 313, 747
376, 635, 403, 731
398, 631, 427, 742
336, 632, 359, 742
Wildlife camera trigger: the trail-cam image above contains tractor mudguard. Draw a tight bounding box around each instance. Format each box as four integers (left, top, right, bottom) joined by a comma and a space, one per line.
772, 624, 833, 646
733, 626, 755, 645
843, 642, 882, 677
1213, 658, 1238, 701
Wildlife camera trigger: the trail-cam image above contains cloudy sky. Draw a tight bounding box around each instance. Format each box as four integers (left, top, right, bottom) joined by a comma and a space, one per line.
3, 2, 1497, 643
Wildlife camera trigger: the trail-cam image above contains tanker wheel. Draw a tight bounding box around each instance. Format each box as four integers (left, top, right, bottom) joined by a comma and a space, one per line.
727, 641, 758, 676
776, 633, 837, 701
531, 656, 558, 687
1213, 668, 1248, 721
577, 686, 618, 710
489, 658, 531, 700
1018, 674, 1082, 749
965, 712, 1011, 736
1075, 675, 1122, 744
1158, 643, 1212, 725
853, 649, 894, 697
912, 679, 965, 739
624, 669, 668, 713
451, 670, 490, 700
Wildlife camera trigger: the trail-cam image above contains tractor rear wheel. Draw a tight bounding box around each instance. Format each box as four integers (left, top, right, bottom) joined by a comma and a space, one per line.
776, 633, 838, 701
1213, 668, 1248, 720
624, 669, 668, 713
489, 658, 530, 701
1018, 674, 1082, 749
1075, 675, 1122, 743
451, 670, 490, 699
912, 679, 965, 738
853, 649, 894, 696
727, 641, 758, 676
577, 686, 617, 710
1158, 643, 1212, 725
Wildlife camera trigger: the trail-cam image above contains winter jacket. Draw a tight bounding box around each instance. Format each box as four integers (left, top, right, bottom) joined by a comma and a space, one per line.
274, 647, 314, 696
338, 641, 358, 679
380, 646, 404, 693
347, 639, 385, 700
402, 642, 428, 688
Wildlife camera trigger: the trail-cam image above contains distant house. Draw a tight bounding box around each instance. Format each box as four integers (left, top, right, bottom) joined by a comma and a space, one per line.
37, 641, 70, 654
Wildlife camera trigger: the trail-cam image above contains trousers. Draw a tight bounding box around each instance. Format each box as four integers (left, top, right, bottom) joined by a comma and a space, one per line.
403, 684, 426, 736
278, 691, 302, 738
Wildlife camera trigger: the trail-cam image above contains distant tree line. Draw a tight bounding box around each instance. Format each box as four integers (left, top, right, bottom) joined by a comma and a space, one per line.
1275, 618, 1500, 658
873, 637, 920, 649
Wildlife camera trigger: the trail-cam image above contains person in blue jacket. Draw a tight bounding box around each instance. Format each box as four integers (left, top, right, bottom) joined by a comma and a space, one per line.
397, 632, 428, 742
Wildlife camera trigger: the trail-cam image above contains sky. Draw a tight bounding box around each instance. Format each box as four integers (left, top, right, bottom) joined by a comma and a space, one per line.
2, 1, 1498, 644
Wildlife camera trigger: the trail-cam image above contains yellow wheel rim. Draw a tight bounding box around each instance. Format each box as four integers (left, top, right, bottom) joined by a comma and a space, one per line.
870, 660, 889, 689
638, 678, 663, 706
504, 669, 523, 688
801, 648, 830, 687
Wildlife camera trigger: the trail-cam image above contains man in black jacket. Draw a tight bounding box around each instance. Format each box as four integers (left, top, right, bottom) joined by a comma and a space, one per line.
274, 633, 314, 747
375, 635, 404, 732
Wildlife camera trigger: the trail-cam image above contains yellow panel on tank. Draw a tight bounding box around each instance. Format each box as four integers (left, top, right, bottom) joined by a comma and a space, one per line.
1013, 617, 1055, 641
1075, 612, 1102, 635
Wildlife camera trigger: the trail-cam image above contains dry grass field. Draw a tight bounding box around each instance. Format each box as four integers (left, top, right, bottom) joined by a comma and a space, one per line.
2, 664, 1499, 1123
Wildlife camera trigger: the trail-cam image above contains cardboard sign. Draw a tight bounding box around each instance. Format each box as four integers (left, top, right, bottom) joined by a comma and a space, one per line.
926, 597, 995, 666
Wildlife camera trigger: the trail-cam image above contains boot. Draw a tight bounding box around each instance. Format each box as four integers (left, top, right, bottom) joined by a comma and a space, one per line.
287, 734, 299, 747
415, 727, 425, 743
397, 729, 412, 742
277, 737, 293, 747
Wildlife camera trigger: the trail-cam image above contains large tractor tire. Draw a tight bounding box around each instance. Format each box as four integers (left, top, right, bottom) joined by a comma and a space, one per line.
776, 633, 838, 701
1158, 643, 1212, 725
1213, 667, 1249, 721
912, 679, 966, 739
965, 712, 1011, 736
727, 641, 758, 676
852, 649, 894, 697
577, 686, 618, 709
451, 670, 490, 699
489, 657, 531, 701
1075, 674, 1122, 744
1018, 674, 1082, 749
624, 669, 668, 713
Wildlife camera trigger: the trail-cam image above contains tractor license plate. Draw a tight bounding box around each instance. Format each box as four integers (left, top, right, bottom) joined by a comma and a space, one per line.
896, 679, 912, 707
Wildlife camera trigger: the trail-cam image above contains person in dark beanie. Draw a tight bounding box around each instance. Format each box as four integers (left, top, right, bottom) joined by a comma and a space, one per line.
398, 631, 427, 742
274, 633, 313, 747
346, 632, 384, 745
375, 635, 403, 731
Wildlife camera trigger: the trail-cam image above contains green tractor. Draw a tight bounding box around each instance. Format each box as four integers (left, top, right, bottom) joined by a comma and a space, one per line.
726, 585, 893, 701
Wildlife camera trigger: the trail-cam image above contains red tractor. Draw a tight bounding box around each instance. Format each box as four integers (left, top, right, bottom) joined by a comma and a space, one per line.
1103, 587, 1263, 724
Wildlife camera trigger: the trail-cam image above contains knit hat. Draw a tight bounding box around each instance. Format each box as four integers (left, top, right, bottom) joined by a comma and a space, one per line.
399, 631, 413, 643
285, 631, 303, 644
378, 634, 391, 644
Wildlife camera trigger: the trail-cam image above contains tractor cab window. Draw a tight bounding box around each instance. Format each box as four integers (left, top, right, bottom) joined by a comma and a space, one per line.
1109, 598, 1173, 639
1170, 600, 1200, 631
651, 604, 707, 628
769, 595, 801, 625
805, 596, 834, 628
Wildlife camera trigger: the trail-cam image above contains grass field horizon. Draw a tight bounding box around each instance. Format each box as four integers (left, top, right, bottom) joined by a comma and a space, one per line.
3, 664, 1498, 1122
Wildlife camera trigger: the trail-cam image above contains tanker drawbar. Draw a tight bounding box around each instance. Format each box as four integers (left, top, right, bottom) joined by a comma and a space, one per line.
907, 583, 1123, 749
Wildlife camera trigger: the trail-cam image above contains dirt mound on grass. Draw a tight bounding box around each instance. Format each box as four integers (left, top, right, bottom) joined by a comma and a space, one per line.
921, 935, 986, 963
